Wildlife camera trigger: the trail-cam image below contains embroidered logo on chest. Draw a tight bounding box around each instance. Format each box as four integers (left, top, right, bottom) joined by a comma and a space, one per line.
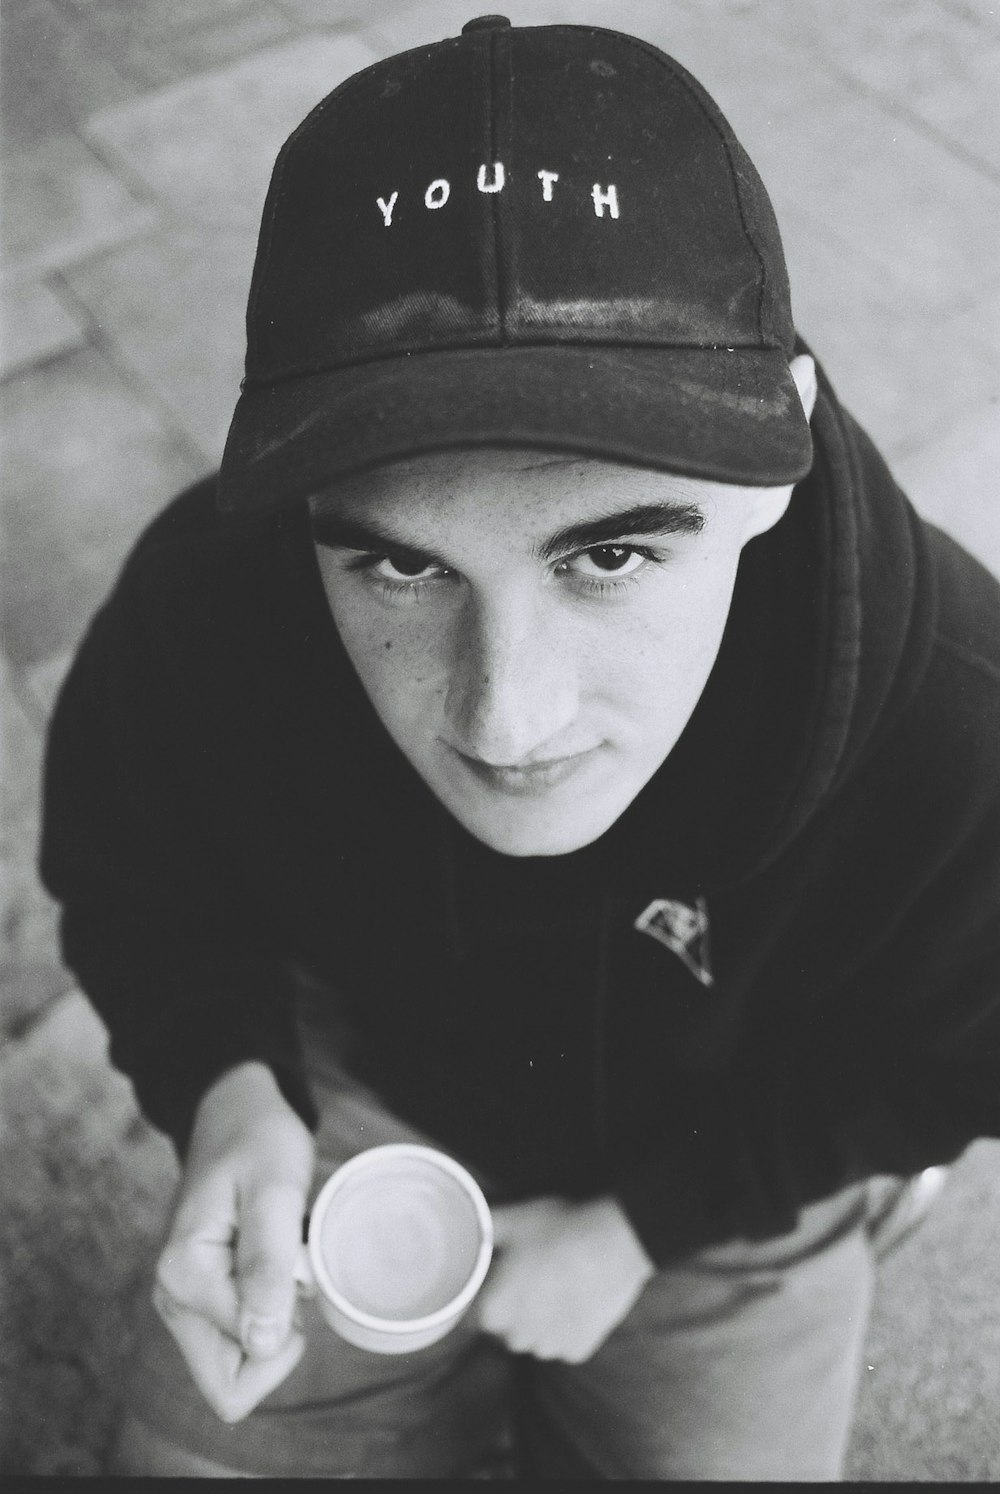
634, 897, 713, 988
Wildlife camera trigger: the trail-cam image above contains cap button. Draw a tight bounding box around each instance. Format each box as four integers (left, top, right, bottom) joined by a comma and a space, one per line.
462, 16, 512, 32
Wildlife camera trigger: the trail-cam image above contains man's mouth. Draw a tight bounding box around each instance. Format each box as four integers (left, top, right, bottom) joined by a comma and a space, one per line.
450, 746, 600, 797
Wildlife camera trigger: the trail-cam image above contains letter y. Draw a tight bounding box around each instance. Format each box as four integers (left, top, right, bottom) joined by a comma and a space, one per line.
376, 191, 399, 227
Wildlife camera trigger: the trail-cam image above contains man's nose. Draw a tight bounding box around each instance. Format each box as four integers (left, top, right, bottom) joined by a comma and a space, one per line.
444, 595, 579, 763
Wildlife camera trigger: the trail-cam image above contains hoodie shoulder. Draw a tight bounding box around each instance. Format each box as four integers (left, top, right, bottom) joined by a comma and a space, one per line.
61, 472, 333, 755
100, 472, 318, 658
897, 521, 1000, 817
808, 373, 1000, 845
926, 522, 1000, 686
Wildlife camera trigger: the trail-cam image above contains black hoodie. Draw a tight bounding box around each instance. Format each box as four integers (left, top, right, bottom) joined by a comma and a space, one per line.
40, 362, 1000, 1265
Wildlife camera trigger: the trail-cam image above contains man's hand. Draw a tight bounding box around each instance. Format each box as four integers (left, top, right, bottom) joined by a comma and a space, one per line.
475, 1195, 655, 1364
152, 1061, 316, 1423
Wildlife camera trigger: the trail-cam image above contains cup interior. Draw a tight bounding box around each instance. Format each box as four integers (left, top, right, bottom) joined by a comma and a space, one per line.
316, 1151, 486, 1323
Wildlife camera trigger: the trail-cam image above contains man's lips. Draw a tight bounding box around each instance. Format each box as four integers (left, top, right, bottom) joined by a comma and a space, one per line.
448, 744, 601, 796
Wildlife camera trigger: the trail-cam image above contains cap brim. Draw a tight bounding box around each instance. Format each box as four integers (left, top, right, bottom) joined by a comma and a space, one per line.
217, 345, 813, 514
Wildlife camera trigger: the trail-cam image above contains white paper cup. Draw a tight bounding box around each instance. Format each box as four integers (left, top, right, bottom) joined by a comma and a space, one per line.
302, 1143, 493, 1354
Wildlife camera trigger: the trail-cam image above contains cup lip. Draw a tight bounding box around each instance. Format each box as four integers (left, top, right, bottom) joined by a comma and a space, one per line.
307, 1142, 494, 1335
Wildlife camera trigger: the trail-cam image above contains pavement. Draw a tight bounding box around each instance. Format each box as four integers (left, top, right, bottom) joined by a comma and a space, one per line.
2, 0, 999, 1478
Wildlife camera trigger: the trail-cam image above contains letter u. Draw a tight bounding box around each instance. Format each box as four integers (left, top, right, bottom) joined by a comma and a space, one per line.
477, 162, 506, 194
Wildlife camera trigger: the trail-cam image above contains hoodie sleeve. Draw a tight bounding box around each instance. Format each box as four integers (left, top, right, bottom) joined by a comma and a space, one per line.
39, 588, 320, 1157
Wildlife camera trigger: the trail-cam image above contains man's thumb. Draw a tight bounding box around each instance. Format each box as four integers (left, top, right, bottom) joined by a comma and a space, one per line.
236, 1182, 305, 1359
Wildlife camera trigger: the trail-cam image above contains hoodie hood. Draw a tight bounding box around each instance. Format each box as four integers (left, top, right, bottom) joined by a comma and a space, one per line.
738, 353, 938, 882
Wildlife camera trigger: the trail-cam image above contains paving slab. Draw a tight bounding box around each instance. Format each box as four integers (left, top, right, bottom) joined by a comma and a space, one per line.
0, 131, 158, 284
85, 31, 382, 232
157, 3, 297, 80
759, 89, 999, 315
845, 1140, 1000, 1481
21, 650, 75, 725
62, 0, 283, 31
0, 991, 177, 1474
734, 0, 1000, 178
56, 0, 298, 91
0, 278, 88, 381
0, 346, 205, 670
895, 403, 1000, 575
908, 282, 1000, 452
0, 659, 69, 1039
0, 0, 135, 147
273, 0, 396, 23
54, 0, 294, 83
779, 199, 1000, 469
64, 225, 257, 463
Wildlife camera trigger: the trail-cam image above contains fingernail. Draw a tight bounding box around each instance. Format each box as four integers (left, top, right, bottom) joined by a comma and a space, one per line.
242, 1314, 284, 1354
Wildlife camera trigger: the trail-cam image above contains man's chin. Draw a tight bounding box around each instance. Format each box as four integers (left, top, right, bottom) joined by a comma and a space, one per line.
444, 796, 619, 858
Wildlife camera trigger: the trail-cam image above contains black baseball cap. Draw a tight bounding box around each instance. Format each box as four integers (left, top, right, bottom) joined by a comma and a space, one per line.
218, 15, 813, 514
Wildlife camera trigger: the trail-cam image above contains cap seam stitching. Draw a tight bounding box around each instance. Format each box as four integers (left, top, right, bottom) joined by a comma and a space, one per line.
488, 31, 508, 346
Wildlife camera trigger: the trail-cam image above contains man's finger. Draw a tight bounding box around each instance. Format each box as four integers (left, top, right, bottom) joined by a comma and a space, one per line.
155, 1231, 241, 1340
156, 1231, 242, 1338
160, 1297, 305, 1423
235, 1181, 306, 1358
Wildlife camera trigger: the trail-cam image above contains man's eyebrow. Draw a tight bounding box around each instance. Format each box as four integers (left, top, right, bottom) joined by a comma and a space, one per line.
308, 510, 446, 565
307, 499, 706, 563
536, 502, 705, 560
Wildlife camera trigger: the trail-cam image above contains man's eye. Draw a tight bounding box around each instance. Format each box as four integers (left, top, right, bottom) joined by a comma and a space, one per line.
373, 555, 445, 583
565, 546, 647, 578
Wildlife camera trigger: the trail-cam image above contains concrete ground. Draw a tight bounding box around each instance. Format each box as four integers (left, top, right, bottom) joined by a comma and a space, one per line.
2, 0, 999, 1478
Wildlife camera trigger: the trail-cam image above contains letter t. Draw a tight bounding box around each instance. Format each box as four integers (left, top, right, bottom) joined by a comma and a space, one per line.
537, 170, 559, 202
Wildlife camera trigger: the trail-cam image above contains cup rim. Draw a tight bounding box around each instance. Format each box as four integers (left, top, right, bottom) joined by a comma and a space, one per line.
307, 1142, 494, 1334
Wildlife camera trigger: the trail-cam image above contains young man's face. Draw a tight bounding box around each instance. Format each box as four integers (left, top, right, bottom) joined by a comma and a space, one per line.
311, 447, 797, 857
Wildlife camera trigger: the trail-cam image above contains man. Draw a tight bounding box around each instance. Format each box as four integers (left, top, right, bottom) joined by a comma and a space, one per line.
40, 15, 1000, 1480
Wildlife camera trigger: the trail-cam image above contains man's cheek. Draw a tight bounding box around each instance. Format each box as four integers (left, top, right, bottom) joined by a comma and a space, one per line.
361, 640, 439, 725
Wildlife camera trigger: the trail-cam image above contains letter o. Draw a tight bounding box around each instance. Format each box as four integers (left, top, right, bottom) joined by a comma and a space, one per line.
425, 178, 451, 209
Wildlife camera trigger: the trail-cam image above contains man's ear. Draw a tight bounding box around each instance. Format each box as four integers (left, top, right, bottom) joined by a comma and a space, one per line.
741, 482, 794, 542
740, 353, 817, 544
789, 352, 817, 422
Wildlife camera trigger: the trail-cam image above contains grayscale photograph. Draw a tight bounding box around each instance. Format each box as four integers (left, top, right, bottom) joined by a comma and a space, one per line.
2, 0, 999, 1480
